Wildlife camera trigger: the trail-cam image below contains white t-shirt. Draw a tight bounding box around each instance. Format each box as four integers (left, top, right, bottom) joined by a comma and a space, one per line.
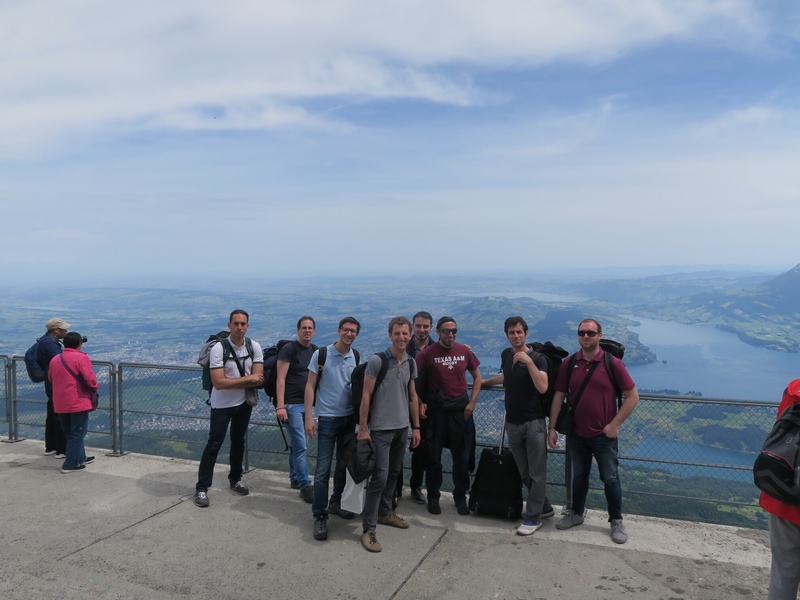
209, 338, 264, 409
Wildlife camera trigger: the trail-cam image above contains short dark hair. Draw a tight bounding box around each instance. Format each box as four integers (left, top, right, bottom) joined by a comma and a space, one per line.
579, 318, 602, 333
504, 316, 528, 334
339, 316, 361, 333
297, 316, 316, 329
412, 311, 433, 326
229, 309, 249, 323
436, 316, 456, 330
388, 316, 412, 334
63, 332, 83, 349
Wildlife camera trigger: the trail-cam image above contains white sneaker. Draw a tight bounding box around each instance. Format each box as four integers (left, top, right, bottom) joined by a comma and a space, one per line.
516, 519, 543, 536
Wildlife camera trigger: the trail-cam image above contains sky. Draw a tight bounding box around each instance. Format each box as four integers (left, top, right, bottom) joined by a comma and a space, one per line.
2, 0, 799, 286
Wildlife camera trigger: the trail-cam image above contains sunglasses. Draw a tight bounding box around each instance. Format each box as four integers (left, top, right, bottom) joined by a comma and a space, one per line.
439, 328, 458, 335
578, 330, 600, 338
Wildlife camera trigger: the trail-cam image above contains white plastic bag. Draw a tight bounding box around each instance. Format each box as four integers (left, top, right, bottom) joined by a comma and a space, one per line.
341, 470, 367, 514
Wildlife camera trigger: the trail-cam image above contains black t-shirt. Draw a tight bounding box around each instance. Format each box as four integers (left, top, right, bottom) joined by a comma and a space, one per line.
501, 347, 548, 424
278, 341, 317, 404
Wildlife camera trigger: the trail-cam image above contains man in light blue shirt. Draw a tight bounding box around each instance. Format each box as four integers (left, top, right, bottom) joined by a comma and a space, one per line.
304, 317, 361, 541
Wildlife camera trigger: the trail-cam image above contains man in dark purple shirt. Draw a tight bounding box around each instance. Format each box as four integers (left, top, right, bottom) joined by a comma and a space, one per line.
548, 318, 639, 544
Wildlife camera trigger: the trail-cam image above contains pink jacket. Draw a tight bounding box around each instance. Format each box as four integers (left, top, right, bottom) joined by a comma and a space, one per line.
48, 348, 99, 413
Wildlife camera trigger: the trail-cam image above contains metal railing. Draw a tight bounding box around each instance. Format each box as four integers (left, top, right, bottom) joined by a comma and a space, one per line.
1, 355, 779, 529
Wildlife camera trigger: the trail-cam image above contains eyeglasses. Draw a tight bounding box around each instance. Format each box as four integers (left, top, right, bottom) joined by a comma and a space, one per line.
340, 328, 358, 335
439, 328, 458, 335
577, 330, 600, 338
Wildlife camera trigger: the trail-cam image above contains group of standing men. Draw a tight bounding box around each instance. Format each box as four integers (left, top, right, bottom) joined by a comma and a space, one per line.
191, 309, 640, 553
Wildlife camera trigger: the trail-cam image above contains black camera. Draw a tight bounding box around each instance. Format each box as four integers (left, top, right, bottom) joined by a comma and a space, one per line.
81, 336, 88, 344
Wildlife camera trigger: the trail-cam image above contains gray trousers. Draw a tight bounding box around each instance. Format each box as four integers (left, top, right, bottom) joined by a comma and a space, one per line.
769, 513, 800, 600
506, 418, 548, 521
362, 428, 408, 532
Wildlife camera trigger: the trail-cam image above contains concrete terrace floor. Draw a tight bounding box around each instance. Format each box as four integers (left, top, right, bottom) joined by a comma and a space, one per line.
0, 439, 771, 600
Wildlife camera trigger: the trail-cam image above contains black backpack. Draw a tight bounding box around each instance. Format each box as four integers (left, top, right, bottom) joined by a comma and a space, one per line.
197, 332, 254, 403
530, 341, 569, 414
262, 340, 318, 405
753, 402, 800, 505
566, 338, 626, 407
24, 338, 46, 383
350, 351, 412, 424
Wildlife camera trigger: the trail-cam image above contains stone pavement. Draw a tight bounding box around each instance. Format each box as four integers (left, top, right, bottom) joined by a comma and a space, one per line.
0, 439, 771, 600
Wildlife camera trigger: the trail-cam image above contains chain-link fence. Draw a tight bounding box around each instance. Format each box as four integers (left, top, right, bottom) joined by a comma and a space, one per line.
1, 355, 9, 439
5, 359, 779, 529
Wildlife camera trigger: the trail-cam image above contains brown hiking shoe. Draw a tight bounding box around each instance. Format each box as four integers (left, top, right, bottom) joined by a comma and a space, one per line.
378, 512, 409, 529
361, 529, 382, 552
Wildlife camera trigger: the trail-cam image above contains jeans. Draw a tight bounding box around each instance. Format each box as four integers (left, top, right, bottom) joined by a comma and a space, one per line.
58, 411, 88, 469
426, 410, 474, 503
286, 404, 310, 488
362, 428, 408, 531
567, 432, 623, 521
768, 513, 800, 600
507, 418, 548, 520
312, 415, 355, 517
196, 402, 253, 492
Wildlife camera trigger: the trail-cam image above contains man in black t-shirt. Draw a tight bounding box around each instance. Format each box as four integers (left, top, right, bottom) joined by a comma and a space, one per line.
482, 316, 553, 536
275, 316, 318, 502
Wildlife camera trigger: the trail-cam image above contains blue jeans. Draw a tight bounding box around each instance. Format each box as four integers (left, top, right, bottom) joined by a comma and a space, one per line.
58, 411, 88, 469
312, 415, 355, 517
196, 402, 252, 492
426, 410, 474, 503
286, 404, 310, 488
567, 432, 623, 521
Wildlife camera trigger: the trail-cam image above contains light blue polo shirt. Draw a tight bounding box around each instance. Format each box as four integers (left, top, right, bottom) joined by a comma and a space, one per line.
307, 344, 358, 417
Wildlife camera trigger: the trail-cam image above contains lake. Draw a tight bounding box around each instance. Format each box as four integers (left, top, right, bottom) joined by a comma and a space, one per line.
626, 317, 797, 403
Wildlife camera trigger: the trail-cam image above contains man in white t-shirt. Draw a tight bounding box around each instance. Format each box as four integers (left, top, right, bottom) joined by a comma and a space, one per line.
194, 310, 264, 508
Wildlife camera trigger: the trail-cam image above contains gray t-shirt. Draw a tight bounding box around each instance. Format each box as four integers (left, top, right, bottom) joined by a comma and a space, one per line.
366, 349, 417, 431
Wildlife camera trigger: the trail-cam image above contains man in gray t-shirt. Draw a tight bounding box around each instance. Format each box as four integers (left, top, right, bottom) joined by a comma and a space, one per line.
357, 316, 421, 553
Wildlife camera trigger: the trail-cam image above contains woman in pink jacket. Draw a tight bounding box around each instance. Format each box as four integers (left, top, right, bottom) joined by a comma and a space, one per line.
48, 332, 98, 473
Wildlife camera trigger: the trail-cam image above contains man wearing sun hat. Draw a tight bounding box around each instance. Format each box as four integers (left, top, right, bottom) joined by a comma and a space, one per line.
760, 379, 800, 600
38, 318, 71, 457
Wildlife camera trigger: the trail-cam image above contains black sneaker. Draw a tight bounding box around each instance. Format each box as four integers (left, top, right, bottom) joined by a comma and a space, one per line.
83, 456, 95, 465
230, 481, 249, 496
427, 499, 441, 515
328, 502, 355, 520
456, 500, 470, 516
300, 486, 313, 503
313, 516, 328, 541
411, 487, 426, 504
541, 500, 555, 519
60, 465, 86, 474
290, 480, 300, 490
194, 491, 209, 508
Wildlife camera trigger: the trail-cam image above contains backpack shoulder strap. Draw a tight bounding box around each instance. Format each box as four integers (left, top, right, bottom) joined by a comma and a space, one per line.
604, 351, 623, 408
374, 352, 391, 387
353, 348, 360, 366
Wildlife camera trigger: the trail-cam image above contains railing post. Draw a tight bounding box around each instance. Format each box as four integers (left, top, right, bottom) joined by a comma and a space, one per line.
3, 356, 11, 441
115, 364, 127, 456
6, 358, 24, 443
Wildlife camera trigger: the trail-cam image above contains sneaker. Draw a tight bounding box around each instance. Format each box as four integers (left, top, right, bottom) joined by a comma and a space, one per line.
230, 481, 249, 496
328, 503, 355, 520
610, 519, 628, 544
556, 512, 585, 530
378, 512, 409, 529
455, 500, 470, 516
541, 500, 555, 519
516, 519, 543, 536
313, 516, 328, 541
427, 499, 441, 515
54, 453, 66, 459
411, 487, 426, 504
82, 456, 95, 465
290, 480, 300, 490
361, 528, 382, 553
300, 486, 313, 503
60, 465, 86, 474
44, 449, 56, 456
194, 491, 209, 508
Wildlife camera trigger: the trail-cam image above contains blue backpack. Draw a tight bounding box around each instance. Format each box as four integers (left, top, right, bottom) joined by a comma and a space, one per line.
24, 339, 46, 383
